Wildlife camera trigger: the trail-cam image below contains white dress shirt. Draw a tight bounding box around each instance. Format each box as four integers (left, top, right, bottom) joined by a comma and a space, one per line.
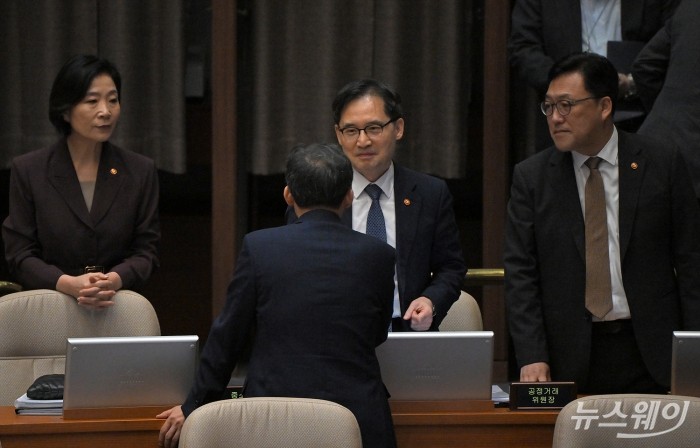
581, 0, 622, 56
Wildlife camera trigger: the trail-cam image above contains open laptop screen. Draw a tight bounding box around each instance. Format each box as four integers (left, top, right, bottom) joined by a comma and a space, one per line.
63, 335, 198, 410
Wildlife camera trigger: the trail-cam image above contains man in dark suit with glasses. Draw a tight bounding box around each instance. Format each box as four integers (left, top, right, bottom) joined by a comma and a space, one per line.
330, 79, 466, 332
505, 52, 700, 394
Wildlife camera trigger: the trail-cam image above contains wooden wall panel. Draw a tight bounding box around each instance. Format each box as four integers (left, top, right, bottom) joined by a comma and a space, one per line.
482, 0, 511, 381
211, 0, 238, 315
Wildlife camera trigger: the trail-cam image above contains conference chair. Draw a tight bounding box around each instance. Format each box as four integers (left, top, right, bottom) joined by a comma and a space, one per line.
552, 394, 700, 447
0, 289, 160, 405
440, 290, 483, 331
178, 397, 363, 448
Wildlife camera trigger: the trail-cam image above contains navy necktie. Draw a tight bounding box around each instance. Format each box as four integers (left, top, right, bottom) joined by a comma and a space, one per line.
365, 184, 386, 242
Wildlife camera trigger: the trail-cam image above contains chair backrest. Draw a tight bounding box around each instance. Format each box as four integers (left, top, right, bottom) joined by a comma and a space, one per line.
552, 394, 700, 447
439, 290, 483, 331
179, 397, 363, 448
0, 289, 160, 405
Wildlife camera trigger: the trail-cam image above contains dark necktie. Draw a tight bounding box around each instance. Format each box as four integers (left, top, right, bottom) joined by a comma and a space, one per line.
584, 157, 613, 319
365, 184, 386, 242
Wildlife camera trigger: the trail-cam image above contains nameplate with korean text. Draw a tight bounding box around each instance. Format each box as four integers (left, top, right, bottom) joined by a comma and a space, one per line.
509, 382, 577, 410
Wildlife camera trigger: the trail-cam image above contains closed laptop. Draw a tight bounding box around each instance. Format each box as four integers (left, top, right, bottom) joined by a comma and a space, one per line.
376, 331, 494, 401
63, 335, 198, 410
671, 331, 700, 397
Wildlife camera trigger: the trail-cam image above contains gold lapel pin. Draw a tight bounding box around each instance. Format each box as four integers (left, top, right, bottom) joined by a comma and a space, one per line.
403, 198, 411, 206
110, 168, 118, 175
631, 162, 638, 170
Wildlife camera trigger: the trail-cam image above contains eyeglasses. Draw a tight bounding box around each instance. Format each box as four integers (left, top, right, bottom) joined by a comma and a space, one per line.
338, 118, 398, 139
540, 96, 598, 116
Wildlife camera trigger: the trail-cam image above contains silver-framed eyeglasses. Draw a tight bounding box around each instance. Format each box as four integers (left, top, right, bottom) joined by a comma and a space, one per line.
540, 96, 598, 116
338, 117, 398, 139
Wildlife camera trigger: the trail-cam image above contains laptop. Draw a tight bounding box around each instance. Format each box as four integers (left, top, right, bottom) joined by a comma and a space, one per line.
671, 331, 700, 397
63, 335, 199, 410
375, 331, 494, 401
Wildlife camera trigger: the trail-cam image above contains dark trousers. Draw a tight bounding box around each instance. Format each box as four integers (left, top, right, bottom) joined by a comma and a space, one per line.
582, 319, 667, 394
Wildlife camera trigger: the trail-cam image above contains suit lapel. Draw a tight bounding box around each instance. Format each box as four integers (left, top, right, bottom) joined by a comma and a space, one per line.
393, 166, 420, 301
559, 0, 583, 44
90, 143, 127, 225
548, 150, 586, 260
47, 141, 94, 228
620, 0, 641, 38
394, 165, 421, 252
344, 166, 419, 238
617, 133, 644, 261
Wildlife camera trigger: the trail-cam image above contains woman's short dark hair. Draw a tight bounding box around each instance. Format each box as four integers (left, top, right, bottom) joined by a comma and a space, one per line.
285, 143, 352, 208
48, 54, 122, 136
332, 79, 403, 125
548, 52, 619, 114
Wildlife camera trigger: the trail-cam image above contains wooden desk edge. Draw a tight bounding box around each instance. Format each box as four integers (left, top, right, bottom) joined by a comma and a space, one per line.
2, 402, 559, 434
389, 400, 559, 426
0, 406, 164, 436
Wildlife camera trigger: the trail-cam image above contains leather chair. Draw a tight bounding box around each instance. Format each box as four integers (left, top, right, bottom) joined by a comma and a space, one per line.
178, 397, 363, 448
440, 290, 483, 331
0, 289, 160, 405
553, 394, 700, 447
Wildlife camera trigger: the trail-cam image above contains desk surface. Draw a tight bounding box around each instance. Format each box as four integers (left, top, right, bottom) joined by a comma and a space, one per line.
1, 403, 560, 448
391, 401, 559, 448
0, 406, 163, 448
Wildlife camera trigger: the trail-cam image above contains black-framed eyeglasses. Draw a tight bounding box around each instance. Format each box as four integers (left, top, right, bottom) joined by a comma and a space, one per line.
540, 96, 598, 116
338, 117, 398, 139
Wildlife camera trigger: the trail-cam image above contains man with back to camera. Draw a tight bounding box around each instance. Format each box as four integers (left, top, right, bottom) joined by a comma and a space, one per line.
287, 79, 466, 331
504, 52, 700, 393
158, 143, 397, 448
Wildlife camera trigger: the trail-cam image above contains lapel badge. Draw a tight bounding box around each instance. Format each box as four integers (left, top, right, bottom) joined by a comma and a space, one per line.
110, 168, 118, 175
630, 162, 638, 170
403, 198, 411, 206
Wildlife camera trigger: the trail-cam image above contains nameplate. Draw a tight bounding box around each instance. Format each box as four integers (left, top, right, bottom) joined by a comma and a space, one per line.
509, 382, 576, 410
